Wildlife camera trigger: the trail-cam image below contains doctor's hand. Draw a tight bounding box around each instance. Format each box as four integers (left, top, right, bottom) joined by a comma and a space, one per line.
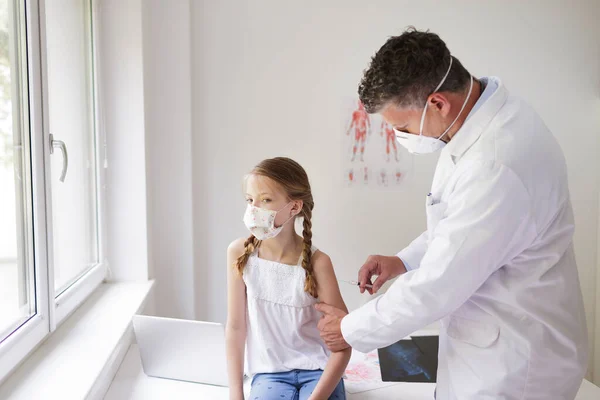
358, 255, 407, 295
315, 303, 350, 352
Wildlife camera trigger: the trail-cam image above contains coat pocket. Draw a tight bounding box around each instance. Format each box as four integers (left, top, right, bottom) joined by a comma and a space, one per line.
446, 316, 500, 348
426, 201, 448, 244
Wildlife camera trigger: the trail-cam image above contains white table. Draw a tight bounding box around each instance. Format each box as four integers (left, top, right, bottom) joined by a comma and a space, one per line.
105, 344, 599, 399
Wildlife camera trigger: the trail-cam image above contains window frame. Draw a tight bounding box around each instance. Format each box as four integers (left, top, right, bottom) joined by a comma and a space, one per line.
39, 0, 107, 328
0, 0, 107, 384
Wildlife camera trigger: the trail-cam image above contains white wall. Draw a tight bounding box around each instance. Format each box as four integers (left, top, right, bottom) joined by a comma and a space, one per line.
189, 0, 600, 380
98, 0, 150, 282
141, 0, 195, 319
98, 0, 197, 320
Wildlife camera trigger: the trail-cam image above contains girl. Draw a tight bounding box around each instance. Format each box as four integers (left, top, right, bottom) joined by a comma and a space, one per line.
226, 157, 350, 400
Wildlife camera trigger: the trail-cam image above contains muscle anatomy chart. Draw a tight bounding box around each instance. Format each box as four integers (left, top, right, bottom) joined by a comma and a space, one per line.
343, 99, 412, 189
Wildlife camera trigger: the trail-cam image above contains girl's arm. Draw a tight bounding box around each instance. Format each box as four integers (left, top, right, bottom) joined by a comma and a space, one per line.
310, 251, 352, 400
226, 239, 248, 400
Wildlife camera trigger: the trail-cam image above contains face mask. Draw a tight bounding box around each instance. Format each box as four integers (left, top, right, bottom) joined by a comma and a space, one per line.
243, 202, 295, 240
394, 57, 473, 155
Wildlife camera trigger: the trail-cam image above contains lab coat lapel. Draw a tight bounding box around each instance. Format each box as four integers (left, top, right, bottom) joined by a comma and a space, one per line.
430, 77, 509, 197
445, 77, 509, 163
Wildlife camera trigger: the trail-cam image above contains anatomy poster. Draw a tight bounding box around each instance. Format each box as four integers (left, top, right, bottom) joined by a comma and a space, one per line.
343, 99, 412, 189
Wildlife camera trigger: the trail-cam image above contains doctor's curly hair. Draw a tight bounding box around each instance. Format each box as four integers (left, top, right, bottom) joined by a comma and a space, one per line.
359, 27, 472, 113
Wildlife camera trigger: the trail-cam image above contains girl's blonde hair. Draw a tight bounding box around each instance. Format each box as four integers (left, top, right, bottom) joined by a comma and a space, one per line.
235, 157, 317, 297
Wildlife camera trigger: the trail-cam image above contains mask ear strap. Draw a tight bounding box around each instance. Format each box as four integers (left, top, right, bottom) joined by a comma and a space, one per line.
434, 56, 453, 93
277, 201, 293, 212
282, 200, 303, 216
282, 213, 296, 225
273, 210, 297, 230
437, 75, 473, 141
274, 201, 298, 227
419, 57, 453, 138
418, 102, 429, 138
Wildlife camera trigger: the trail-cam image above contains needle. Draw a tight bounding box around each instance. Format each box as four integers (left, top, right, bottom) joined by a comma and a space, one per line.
339, 279, 373, 289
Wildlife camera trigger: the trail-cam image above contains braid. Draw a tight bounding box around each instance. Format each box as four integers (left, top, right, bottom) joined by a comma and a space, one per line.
301, 207, 318, 298
235, 234, 261, 276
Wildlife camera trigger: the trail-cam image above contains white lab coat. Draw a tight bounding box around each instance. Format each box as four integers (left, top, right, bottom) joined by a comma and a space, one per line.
341, 77, 588, 400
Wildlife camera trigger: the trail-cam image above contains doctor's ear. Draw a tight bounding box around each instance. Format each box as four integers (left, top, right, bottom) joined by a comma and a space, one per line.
429, 93, 451, 116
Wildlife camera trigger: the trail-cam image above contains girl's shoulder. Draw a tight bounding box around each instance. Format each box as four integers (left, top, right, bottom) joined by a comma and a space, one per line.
227, 237, 252, 259
310, 247, 331, 269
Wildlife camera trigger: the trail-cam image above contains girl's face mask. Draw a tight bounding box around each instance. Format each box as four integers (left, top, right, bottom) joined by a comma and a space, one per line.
243, 202, 294, 240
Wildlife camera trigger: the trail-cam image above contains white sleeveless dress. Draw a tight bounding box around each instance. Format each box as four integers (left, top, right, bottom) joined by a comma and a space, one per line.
243, 246, 330, 376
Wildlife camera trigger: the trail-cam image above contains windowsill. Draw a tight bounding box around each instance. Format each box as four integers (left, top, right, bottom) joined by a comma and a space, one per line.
0, 281, 154, 399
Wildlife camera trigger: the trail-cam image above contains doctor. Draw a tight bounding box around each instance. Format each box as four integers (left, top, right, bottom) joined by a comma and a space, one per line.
316, 28, 588, 399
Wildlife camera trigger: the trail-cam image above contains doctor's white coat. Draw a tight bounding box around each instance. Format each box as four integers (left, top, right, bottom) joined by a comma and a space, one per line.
341, 78, 588, 400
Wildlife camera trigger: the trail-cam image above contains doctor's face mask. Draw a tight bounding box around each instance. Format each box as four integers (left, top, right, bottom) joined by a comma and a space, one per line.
391, 57, 473, 155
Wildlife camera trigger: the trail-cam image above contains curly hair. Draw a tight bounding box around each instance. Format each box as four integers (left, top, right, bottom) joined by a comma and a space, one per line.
358, 27, 472, 113
235, 157, 318, 298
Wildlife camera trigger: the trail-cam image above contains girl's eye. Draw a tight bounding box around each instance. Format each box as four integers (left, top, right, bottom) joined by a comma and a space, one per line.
245, 198, 252, 204
262, 199, 271, 203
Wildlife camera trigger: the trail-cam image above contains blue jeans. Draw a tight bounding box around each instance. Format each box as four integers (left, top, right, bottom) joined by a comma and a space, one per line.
249, 369, 346, 400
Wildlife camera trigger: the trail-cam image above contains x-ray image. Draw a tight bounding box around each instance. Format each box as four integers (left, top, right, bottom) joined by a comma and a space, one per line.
378, 336, 439, 383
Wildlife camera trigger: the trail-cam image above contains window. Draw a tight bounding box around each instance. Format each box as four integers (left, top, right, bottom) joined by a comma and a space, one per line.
0, 0, 106, 382
0, 0, 35, 346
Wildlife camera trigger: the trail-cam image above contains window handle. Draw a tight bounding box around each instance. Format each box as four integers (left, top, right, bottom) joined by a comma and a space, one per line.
49, 134, 68, 182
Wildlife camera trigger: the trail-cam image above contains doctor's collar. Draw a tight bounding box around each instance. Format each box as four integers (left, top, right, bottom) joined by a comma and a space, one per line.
443, 77, 507, 162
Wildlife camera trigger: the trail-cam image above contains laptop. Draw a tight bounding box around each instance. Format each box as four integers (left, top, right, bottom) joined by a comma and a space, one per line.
132, 315, 228, 386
